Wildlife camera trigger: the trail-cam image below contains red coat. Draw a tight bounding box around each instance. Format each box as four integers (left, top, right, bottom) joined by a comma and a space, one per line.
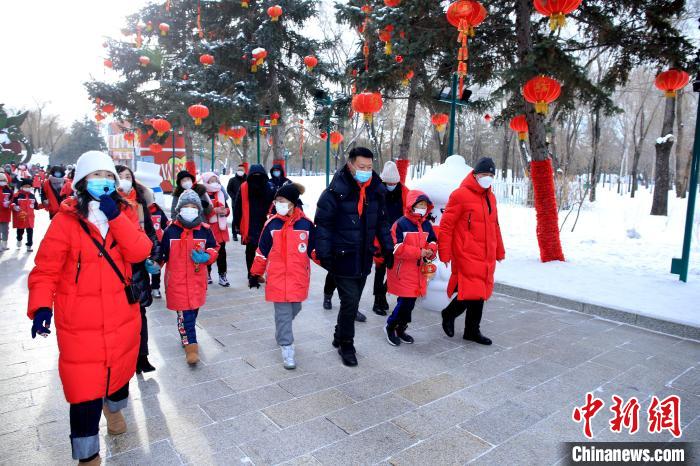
27, 199, 152, 404
250, 209, 315, 302
42, 179, 64, 218
160, 221, 218, 311
12, 191, 39, 229
32, 173, 43, 189
0, 187, 13, 223
438, 172, 505, 301
205, 190, 230, 244
60, 179, 73, 198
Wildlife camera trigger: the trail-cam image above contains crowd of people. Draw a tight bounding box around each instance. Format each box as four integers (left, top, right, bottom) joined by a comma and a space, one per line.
22, 147, 505, 465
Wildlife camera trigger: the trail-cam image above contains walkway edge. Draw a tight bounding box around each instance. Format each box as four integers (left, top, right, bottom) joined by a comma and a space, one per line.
493, 282, 700, 341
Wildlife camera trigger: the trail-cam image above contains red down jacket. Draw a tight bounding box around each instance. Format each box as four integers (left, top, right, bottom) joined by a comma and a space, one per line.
386, 190, 438, 298
27, 199, 152, 404
250, 208, 315, 302
438, 171, 505, 301
0, 186, 13, 223
160, 221, 218, 311
12, 191, 40, 229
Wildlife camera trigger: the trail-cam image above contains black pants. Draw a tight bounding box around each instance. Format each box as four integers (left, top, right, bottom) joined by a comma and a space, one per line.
16, 228, 33, 246
334, 275, 368, 341
208, 241, 227, 276
373, 262, 388, 306
324, 272, 336, 296
443, 297, 484, 334
245, 243, 257, 278
387, 297, 416, 327
139, 306, 148, 356
151, 272, 161, 290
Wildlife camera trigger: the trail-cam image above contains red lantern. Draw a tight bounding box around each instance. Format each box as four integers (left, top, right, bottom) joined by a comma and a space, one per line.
151, 118, 171, 136
533, 0, 582, 31
139, 56, 151, 67
431, 113, 449, 133
361, 4, 372, 14
384, 0, 401, 6
101, 104, 115, 114
103, 59, 113, 69
188, 104, 209, 126
378, 28, 392, 55
329, 131, 344, 150
146, 21, 153, 32
95, 113, 106, 122
509, 115, 529, 140
304, 55, 318, 72
446, 1, 487, 36
270, 112, 280, 126
395, 55, 403, 63
149, 143, 163, 154
251, 48, 267, 72
228, 126, 247, 145
267, 5, 283, 21
352, 92, 383, 122
484, 113, 492, 122
200, 54, 214, 66
123, 131, 135, 143
320, 131, 328, 141
522, 76, 562, 115
655, 69, 690, 98
402, 70, 414, 86
241, 0, 249, 7
159, 23, 170, 36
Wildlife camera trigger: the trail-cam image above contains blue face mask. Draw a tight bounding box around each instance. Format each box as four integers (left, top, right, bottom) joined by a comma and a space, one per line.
87, 178, 116, 199
354, 169, 372, 183
385, 184, 397, 192
272, 170, 281, 177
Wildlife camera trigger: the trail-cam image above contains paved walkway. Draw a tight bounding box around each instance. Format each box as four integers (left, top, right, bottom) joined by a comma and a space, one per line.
1, 214, 698, 465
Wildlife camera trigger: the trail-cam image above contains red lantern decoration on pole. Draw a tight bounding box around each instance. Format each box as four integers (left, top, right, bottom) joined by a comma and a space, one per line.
159, 23, 170, 36
139, 56, 151, 67
304, 55, 318, 72
484, 113, 492, 122
533, 0, 582, 31
352, 92, 383, 122
151, 118, 171, 136
384, 0, 401, 6
101, 104, 115, 114
319, 131, 328, 141
654, 69, 690, 98
329, 131, 344, 150
267, 5, 283, 21
446, 0, 487, 92
188, 104, 209, 126
227, 126, 247, 145
509, 115, 529, 140
402, 70, 414, 86
378, 27, 393, 55
431, 113, 449, 133
270, 112, 280, 126
522, 76, 562, 115
199, 54, 214, 67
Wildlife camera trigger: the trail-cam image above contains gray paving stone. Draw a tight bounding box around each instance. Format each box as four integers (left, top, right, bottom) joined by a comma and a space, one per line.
336, 369, 420, 402
460, 399, 546, 445
394, 373, 467, 406
391, 393, 483, 440
262, 388, 355, 428
389, 426, 490, 465
106, 439, 181, 465
201, 384, 294, 421
325, 393, 417, 434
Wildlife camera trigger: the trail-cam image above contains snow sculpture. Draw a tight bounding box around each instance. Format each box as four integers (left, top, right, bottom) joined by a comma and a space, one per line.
412, 154, 472, 312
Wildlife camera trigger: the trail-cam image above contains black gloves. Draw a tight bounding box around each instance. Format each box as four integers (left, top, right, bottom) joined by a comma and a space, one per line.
99, 195, 120, 220
31, 308, 53, 338
383, 251, 395, 269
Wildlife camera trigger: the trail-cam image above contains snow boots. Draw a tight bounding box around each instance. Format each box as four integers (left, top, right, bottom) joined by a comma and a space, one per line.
335, 339, 358, 367
184, 343, 199, 365
441, 308, 456, 338
463, 330, 492, 346
281, 345, 296, 370
136, 355, 156, 374
102, 405, 127, 436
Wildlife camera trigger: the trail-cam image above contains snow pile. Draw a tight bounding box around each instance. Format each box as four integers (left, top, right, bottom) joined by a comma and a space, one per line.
656, 134, 675, 145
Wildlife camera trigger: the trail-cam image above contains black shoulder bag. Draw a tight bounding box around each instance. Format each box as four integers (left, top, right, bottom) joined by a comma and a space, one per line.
78, 219, 139, 304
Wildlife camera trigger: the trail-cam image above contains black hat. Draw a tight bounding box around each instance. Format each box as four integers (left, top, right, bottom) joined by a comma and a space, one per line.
348, 147, 374, 161
275, 182, 305, 206
176, 170, 195, 186
474, 157, 496, 175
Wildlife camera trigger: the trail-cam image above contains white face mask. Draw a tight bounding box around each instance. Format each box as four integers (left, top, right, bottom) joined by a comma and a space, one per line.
22, 187, 32, 193
477, 176, 494, 189
236, 170, 245, 177
413, 207, 427, 217
179, 207, 199, 222
119, 179, 133, 193
206, 182, 221, 192
0, 182, 6, 187
275, 201, 290, 216
181, 180, 193, 190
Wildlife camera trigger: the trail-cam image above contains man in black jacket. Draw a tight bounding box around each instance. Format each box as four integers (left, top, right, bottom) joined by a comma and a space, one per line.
269, 163, 291, 190
314, 147, 394, 366
226, 163, 247, 240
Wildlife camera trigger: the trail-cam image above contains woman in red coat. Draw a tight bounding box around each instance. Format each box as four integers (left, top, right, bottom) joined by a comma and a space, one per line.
27, 151, 152, 466
438, 157, 505, 345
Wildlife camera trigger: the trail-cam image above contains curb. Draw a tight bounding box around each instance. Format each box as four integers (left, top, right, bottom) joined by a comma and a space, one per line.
493, 282, 700, 341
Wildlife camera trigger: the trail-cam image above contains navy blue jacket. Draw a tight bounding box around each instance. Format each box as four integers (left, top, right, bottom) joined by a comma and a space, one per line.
314, 165, 393, 278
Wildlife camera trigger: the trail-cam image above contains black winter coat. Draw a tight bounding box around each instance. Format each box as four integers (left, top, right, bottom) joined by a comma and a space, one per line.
385, 183, 406, 226
233, 165, 274, 245
226, 174, 246, 203
269, 164, 291, 191
131, 193, 159, 309
314, 165, 393, 278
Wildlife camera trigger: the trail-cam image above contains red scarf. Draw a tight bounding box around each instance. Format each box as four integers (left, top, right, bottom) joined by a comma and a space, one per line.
357, 181, 369, 216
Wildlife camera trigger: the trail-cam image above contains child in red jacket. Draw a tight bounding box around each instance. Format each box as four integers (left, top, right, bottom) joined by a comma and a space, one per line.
159, 190, 218, 365
0, 173, 13, 251
12, 179, 42, 252
384, 190, 437, 346
148, 202, 169, 299
251, 183, 315, 370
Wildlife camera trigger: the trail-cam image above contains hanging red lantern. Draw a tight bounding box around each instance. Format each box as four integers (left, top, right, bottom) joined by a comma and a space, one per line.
139, 56, 151, 67
484, 113, 492, 122
149, 143, 163, 154
146, 21, 154, 32
361, 4, 372, 14
533, 0, 582, 31
352, 92, 383, 122
182, 73, 189, 80
522, 76, 562, 115
509, 115, 529, 140
304, 55, 318, 72
101, 104, 115, 114
402, 70, 414, 86
103, 59, 113, 69
446, 0, 486, 92
95, 113, 106, 122
329, 131, 344, 150
251, 48, 267, 72
188, 104, 209, 126
95, 97, 102, 105
200, 54, 214, 66
267, 5, 283, 21
655, 69, 690, 98
378, 28, 393, 55
395, 55, 403, 63
151, 118, 171, 136
384, 0, 401, 6
228, 126, 247, 145
159, 22, 170, 36
270, 112, 280, 126
123, 131, 135, 143
320, 131, 328, 141
431, 113, 449, 133
241, 0, 249, 7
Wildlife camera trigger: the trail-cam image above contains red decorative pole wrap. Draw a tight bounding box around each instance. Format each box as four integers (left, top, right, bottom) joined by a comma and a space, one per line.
395, 159, 409, 185
530, 159, 565, 262
186, 161, 198, 176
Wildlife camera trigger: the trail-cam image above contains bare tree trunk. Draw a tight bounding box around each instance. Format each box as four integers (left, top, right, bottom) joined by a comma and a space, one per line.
398, 82, 418, 162
183, 124, 195, 164
674, 89, 687, 198
589, 108, 601, 202
651, 96, 676, 216
501, 125, 512, 179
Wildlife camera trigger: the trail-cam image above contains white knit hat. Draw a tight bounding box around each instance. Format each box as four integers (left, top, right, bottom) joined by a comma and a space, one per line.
380, 161, 400, 183
73, 151, 119, 186
200, 171, 218, 184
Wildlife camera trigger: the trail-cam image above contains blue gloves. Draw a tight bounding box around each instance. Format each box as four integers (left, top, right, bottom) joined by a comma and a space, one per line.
145, 259, 161, 274
99, 194, 120, 220
191, 249, 210, 264
31, 308, 53, 339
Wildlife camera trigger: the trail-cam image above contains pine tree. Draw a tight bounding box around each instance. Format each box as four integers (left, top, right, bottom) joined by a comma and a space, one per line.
52, 118, 107, 165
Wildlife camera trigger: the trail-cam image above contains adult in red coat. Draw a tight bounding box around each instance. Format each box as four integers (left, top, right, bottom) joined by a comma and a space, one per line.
41, 166, 68, 218
438, 157, 505, 345
27, 151, 152, 465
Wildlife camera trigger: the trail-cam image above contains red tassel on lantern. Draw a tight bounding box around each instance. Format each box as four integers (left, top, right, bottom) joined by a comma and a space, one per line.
395, 159, 409, 185
530, 159, 565, 262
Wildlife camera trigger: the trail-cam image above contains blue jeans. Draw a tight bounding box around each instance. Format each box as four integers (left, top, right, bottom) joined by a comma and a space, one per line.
177, 309, 199, 345
387, 297, 416, 327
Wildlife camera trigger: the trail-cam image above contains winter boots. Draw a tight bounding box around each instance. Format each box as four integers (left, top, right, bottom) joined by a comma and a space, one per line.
372, 296, 389, 316
102, 405, 127, 436
354, 310, 367, 322
323, 294, 332, 310
151, 289, 162, 299
463, 330, 492, 345
335, 339, 358, 367
281, 345, 296, 370
136, 355, 156, 374
26, 245, 32, 252
184, 343, 199, 365
441, 308, 456, 338
218, 273, 230, 287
